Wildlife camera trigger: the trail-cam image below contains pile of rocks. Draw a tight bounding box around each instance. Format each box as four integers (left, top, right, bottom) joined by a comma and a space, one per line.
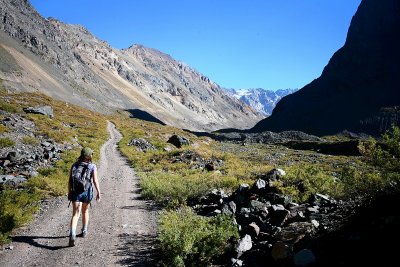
170, 150, 223, 171
0, 109, 72, 190
127, 138, 156, 152
193, 168, 338, 266
213, 131, 323, 145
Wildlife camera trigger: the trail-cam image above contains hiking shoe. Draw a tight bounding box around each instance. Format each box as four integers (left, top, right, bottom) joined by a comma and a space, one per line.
69, 235, 76, 247
82, 230, 88, 238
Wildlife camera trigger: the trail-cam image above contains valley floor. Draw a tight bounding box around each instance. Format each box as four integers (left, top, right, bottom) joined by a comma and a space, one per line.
0, 122, 158, 266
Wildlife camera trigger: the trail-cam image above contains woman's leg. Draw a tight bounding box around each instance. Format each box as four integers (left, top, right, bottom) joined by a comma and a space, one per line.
69, 201, 81, 246
81, 202, 89, 236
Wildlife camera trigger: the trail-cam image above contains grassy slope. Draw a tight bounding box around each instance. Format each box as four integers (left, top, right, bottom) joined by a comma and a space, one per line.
0, 89, 108, 244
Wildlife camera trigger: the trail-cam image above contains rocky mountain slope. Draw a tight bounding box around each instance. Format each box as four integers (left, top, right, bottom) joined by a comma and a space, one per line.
0, 0, 262, 132
251, 0, 400, 136
226, 88, 297, 116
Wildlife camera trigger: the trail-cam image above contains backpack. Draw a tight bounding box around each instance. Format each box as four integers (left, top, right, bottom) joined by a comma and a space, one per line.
71, 162, 92, 193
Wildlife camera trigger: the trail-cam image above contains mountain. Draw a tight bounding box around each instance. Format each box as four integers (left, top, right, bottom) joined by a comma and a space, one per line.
0, 0, 263, 132
226, 88, 297, 116
251, 0, 400, 136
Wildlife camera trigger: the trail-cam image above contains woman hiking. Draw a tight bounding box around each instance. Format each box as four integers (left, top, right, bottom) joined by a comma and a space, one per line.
68, 147, 101, 247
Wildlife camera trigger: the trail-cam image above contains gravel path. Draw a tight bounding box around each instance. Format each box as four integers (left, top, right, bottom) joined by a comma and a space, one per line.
0, 121, 159, 266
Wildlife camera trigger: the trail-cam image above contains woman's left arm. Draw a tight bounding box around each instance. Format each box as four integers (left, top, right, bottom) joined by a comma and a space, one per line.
92, 167, 101, 201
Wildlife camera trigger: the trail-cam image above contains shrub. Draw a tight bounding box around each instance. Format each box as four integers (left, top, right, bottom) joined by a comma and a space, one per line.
0, 137, 15, 148
0, 189, 41, 245
0, 100, 18, 113
0, 124, 8, 134
140, 170, 238, 207
159, 207, 238, 266
278, 164, 344, 202
22, 136, 40, 145
358, 125, 400, 188
359, 126, 400, 170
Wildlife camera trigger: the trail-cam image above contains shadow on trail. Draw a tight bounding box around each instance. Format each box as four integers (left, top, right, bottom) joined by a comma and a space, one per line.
115, 233, 160, 266
12, 235, 70, 250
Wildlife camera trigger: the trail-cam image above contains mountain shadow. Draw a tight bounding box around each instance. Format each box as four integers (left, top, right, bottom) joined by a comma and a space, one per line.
251, 0, 400, 136
126, 109, 166, 125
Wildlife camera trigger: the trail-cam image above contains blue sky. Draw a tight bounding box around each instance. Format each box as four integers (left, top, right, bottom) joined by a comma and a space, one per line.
30, 0, 361, 91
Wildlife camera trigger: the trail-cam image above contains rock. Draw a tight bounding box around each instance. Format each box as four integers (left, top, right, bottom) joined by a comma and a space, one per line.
231, 258, 243, 266
167, 135, 190, 148
271, 241, 290, 261
127, 138, 156, 152
3, 176, 27, 187
248, 222, 260, 237
254, 179, 266, 190
7, 151, 19, 162
270, 205, 290, 226
163, 146, 172, 152
23, 106, 54, 118
276, 168, 286, 176
0, 175, 16, 184
235, 235, 252, 256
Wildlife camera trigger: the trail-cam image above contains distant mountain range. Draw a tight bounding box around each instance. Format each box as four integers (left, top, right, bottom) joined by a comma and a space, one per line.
251, 0, 400, 136
225, 88, 298, 117
0, 0, 262, 132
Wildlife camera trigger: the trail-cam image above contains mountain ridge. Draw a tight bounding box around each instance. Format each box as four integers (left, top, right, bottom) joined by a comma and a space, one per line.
0, 0, 262, 132
225, 88, 297, 116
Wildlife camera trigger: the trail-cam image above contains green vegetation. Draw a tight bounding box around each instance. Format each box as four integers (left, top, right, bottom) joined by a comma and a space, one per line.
0, 100, 19, 113
22, 136, 40, 145
0, 137, 15, 148
0, 124, 8, 134
358, 125, 400, 188
159, 208, 238, 266
0, 92, 108, 244
113, 113, 251, 207
0, 189, 40, 244
140, 170, 237, 207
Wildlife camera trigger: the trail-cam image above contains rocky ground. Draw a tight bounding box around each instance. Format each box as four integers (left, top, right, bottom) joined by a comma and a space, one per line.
0, 107, 74, 189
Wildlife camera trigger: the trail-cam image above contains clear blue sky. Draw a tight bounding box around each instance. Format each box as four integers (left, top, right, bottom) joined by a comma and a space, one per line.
30, 0, 361, 91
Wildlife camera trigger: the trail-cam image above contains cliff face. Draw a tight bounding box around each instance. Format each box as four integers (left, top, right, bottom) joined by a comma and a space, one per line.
0, 0, 262, 131
251, 0, 400, 136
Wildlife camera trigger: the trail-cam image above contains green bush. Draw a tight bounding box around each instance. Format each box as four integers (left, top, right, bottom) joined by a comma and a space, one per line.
359, 126, 399, 167
278, 164, 344, 202
0, 137, 15, 148
0, 189, 41, 245
358, 125, 400, 188
159, 207, 238, 266
0, 100, 18, 113
22, 136, 40, 145
0, 124, 8, 134
140, 170, 237, 207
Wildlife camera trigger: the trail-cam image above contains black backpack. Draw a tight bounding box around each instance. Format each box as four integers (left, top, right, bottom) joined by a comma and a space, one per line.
71, 162, 92, 193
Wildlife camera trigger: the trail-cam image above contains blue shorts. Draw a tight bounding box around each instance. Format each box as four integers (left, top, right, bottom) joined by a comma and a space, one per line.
69, 188, 93, 203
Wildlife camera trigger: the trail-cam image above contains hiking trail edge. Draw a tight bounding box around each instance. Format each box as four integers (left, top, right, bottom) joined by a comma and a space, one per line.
0, 121, 159, 266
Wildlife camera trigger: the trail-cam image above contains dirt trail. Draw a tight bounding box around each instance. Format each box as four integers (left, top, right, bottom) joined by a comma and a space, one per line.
0, 121, 158, 266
